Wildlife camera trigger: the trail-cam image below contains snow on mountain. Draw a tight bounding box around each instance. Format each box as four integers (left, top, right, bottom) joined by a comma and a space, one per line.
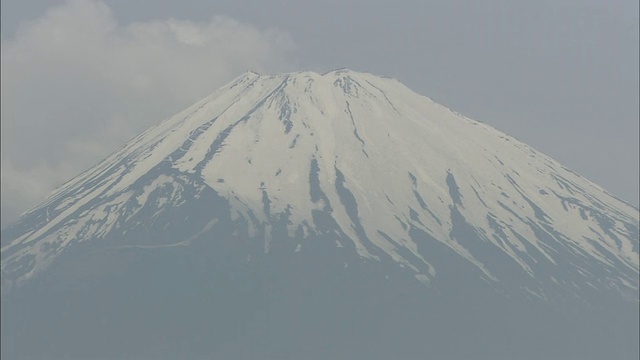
2, 69, 639, 360
2, 69, 638, 298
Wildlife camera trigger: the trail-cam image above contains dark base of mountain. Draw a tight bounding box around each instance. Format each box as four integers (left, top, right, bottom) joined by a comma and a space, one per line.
2, 234, 638, 360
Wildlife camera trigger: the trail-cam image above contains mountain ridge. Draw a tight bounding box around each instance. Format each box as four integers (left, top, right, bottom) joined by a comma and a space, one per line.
1, 69, 638, 360
3, 69, 637, 293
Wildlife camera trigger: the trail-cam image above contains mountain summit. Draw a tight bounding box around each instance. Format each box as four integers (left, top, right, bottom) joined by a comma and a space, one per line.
2, 70, 639, 360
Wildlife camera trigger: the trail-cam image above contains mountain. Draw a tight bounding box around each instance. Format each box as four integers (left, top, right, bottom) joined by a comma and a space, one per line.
2, 69, 638, 360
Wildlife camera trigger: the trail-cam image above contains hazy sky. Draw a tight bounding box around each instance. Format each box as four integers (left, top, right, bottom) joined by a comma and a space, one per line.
1, 0, 638, 227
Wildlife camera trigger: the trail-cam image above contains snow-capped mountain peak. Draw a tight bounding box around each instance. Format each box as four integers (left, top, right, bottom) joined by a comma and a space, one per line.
3, 69, 639, 360
2, 70, 638, 300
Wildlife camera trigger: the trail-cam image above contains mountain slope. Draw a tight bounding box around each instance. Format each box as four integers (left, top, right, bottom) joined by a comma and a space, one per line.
2, 69, 638, 360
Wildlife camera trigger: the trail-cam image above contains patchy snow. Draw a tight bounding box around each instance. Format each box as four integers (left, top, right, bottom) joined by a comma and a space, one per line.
2, 70, 638, 291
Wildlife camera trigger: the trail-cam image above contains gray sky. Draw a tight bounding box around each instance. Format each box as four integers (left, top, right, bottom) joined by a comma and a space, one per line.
1, 0, 638, 227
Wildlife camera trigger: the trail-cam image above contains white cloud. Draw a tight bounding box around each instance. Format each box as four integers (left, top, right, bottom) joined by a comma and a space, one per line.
0, 0, 295, 227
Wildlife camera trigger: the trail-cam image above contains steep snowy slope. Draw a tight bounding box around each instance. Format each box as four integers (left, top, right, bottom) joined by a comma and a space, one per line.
3, 69, 637, 295
1, 69, 638, 360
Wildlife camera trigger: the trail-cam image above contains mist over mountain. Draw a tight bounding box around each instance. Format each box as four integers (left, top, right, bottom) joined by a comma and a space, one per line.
2, 70, 638, 360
